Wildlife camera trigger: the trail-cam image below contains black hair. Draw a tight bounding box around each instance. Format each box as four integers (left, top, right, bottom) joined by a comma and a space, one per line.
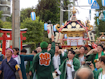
88, 45, 93, 50
70, 48, 73, 51
68, 49, 75, 55
13, 47, 19, 55
59, 46, 62, 49
13, 48, 19, 51
99, 56, 105, 64
84, 47, 88, 51
34, 50, 37, 54
56, 45, 62, 49
98, 44, 103, 50
21, 49, 27, 53
79, 46, 85, 50
103, 47, 105, 51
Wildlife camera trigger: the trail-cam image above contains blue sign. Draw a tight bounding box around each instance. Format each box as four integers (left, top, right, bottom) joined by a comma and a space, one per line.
88, 0, 92, 4
91, 0, 100, 9
44, 23, 48, 31
31, 12, 36, 21
102, 0, 105, 6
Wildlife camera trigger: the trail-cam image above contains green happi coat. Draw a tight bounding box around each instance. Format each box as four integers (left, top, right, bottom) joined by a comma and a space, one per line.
30, 42, 55, 79
26, 61, 33, 79
59, 57, 80, 79
75, 54, 86, 59
52, 51, 68, 72
86, 51, 105, 67
93, 68, 103, 79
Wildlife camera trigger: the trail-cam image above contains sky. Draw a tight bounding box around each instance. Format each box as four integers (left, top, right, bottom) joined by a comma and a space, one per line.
20, 0, 38, 9
76, 0, 95, 25
19, 0, 95, 25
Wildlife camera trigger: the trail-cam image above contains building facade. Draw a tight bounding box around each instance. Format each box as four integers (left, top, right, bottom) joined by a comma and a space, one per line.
0, 0, 11, 21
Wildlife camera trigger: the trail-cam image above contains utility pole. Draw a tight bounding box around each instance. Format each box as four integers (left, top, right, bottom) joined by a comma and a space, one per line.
12, 0, 20, 48
60, 0, 63, 26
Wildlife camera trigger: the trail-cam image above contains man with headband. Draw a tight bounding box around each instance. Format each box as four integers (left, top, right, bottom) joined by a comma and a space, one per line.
0, 48, 23, 79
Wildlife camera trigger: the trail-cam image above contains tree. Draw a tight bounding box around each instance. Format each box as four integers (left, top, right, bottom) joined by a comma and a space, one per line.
0, 11, 2, 19
35, 0, 70, 24
21, 17, 44, 48
0, 11, 3, 28
3, 22, 12, 29
6, 8, 34, 23
95, 0, 105, 37
6, 15, 12, 22
20, 8, 34, 22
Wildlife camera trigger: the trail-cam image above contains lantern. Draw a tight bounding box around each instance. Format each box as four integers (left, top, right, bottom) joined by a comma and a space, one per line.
31, 12, 36, 21
88, 0, 92, 4
102, 0, 105, 6
96, 11, 99, 25
53, 25, 57, 32
64, 34, 67, 39
44, 23, 48, 31
96, 11, 99, 17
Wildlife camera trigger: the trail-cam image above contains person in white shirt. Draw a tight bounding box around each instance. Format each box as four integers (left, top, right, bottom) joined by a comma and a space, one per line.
12, 48, 21, 65
52, 45, 67, 79
55, 50, 80, 79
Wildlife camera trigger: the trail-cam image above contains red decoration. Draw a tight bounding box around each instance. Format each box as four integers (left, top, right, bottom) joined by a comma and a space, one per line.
0, 29, 27, 55
92, 42, 97, 49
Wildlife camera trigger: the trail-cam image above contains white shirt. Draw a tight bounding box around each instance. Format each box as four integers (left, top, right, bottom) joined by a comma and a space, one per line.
14, 55, 21, 65
53, 55, 60, 69
98, 72, 105, 79
66, 60, 74, 79
53, 55, 60, 79
79, 55, 85, 66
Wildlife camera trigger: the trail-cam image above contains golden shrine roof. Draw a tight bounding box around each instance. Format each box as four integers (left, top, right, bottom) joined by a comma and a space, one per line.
61, 20, 86, 32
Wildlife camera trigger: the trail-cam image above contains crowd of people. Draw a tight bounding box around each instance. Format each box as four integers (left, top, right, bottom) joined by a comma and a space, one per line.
0, 35, 105, 79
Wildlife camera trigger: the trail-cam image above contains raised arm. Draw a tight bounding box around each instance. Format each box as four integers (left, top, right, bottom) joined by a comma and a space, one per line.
87, 49, 97, 56
49, 35, 55, 56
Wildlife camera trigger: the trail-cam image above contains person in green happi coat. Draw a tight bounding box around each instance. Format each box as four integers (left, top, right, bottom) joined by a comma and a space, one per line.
89, 56, 105, 79
55, 50, 80, 79
29, 35, 55, 79
75, 46, 87, 66
52, 45, 68, 79
26, 50, 37, 79
86, 44, 105, 67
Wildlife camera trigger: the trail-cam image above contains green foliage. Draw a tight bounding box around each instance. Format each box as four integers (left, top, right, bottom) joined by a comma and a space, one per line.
0, 20, 3, 28
0, 11, 2, 19
21, 17, 44, 48
0, 11, 3, 28
95, 0, 105, 37
36, 0, 59, 24
3, 22, 12, 29
35, 0, 70, 24
20, 8, 34, 22
6, 15, 12, 22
